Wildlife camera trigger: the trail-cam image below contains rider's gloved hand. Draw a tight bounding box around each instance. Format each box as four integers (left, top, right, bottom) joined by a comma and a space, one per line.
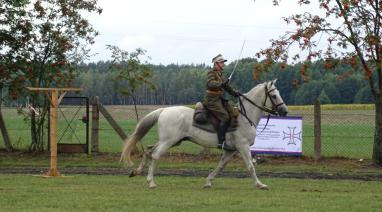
221, 79, 229, 88
232, 90, 240, 97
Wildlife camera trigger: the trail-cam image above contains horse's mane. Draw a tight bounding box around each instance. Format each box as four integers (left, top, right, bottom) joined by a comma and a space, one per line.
245, 81, 268, 96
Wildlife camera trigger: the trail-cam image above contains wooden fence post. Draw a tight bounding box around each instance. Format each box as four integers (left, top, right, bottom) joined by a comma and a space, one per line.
0, 89, 12, 152
91, 96, 100, 153
0, 107, 12, 152
98, 103, 128, 141
314, 99, 321, 161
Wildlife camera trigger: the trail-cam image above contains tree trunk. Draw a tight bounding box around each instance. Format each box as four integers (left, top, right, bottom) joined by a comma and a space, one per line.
36, 114, 46, 151
132, 95, 139, 121
0, 104, 13, 152
29, 96, 47, 152
30, 112, 38, 151
372, 94, 382, 165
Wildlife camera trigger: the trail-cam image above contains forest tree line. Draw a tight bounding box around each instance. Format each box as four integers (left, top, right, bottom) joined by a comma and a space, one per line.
71, 58, 373, 106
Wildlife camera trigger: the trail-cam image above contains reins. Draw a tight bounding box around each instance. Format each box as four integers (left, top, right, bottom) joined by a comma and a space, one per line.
239, 93, 278, 116
237, 83, 284, 133
238, 95, 272, 134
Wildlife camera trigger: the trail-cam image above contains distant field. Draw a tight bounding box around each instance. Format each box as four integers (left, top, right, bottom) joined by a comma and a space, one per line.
0, 105, 375, 158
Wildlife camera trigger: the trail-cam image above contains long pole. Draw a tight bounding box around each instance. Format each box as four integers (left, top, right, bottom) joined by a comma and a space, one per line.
228, 40, 246, 81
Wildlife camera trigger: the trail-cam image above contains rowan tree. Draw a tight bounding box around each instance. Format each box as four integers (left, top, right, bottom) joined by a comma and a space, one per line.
0, 0, 102, 151
256, 0, 382, 165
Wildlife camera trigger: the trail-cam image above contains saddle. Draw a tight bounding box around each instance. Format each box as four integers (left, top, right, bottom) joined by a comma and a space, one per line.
192, 102, 239, 133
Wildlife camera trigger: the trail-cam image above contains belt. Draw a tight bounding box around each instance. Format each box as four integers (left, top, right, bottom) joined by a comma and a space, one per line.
206, 90, 222, 95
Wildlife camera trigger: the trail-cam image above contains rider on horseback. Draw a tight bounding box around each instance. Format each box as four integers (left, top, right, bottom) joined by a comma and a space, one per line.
203, 54, 240, 150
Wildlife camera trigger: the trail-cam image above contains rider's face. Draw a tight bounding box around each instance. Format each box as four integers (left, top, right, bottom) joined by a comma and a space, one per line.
215, 61, 225, 71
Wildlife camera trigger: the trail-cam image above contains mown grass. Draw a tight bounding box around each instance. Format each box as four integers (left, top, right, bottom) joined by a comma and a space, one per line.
1, 106, 380, 211
2, 118, 374, 159
0, 106, 375, 159
0, 174, 381, 212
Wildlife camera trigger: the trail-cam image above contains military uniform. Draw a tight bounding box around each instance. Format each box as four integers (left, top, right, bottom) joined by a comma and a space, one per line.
203, 54, 239, 151
203, 69, 237, 122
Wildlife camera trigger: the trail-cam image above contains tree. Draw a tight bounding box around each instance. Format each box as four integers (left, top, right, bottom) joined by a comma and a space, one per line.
1, 0, 102, 151
257, 0, 382, 165
337, 76, 360, 103
0, 0, 30, 151
294, 80, 323, 104
355, 86, 374, 103
318, 89, 332, 104
107, 45, 155, 121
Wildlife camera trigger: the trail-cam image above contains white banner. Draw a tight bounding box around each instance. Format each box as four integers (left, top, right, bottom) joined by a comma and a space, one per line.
250, 116, 303, 155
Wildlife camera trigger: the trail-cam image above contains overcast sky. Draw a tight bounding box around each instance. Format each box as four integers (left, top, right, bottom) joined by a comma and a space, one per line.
84, 0, 318, 65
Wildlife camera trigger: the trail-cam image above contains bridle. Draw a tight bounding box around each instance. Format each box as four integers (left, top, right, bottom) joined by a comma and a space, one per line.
238, 82, 285, 127
262, 83, 286, 114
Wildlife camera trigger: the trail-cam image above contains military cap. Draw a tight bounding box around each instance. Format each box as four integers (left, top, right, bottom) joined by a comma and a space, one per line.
212, 54, 227, 63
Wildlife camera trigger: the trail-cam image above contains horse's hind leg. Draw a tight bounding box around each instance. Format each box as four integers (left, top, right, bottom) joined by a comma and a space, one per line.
204, 150, 237, 188
146, 142, 172, 189
146, 158, 157, 188
130, 145, 155, 177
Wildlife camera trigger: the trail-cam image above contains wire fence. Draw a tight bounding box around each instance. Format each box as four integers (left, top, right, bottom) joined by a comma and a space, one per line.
288, 109, 374, 159
0, 105, 375, 159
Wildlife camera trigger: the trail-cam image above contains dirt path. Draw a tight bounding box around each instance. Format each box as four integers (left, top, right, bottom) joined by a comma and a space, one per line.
1, 151, 381, 181
1, 166, 382, 181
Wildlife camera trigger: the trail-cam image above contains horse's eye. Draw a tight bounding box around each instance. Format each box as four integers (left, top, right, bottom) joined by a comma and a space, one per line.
272, 95, 277, 99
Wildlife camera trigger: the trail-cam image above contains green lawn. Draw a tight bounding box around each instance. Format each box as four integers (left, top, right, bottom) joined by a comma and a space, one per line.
1, 107, 379, 211
0, 174, 381, 211
0, 107, 375, 159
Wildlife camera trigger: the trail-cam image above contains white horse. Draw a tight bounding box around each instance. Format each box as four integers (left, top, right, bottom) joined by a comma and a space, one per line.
120, 79, 288, 189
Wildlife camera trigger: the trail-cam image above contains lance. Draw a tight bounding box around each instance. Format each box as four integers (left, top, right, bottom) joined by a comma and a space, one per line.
228, 40, 246, 81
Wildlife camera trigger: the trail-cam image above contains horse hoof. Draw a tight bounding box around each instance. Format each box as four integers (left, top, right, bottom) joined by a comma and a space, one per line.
129, 171, 137, 177
148, 182, 157, 189
203, 183, 212, 189
256, 184, 268, 190
149, 185, 157, 189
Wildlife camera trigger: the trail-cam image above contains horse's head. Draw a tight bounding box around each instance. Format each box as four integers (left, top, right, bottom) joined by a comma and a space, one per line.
242, 79, 288, 116
263, 79, 288, 116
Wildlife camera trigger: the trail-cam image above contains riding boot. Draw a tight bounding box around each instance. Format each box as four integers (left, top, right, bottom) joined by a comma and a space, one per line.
217, 121, 235, 151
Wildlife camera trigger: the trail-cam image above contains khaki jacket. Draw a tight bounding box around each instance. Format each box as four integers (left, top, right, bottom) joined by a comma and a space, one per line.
202, 69, 237, 122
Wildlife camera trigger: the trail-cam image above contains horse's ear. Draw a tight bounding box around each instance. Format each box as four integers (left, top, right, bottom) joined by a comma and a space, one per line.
273, 79, 278, 85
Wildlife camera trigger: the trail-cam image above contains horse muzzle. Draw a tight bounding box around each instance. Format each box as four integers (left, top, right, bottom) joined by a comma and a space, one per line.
277, 105, 288, 117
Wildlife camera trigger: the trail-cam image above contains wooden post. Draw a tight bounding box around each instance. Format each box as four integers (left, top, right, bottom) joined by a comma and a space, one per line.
98, 103, 128, 141
0, 89, 12, 152
91, 96, 100, 153
48, 90, 59, 176
0, 108, 12, 152
27, 87, 81, 177
314, 99, 321, 161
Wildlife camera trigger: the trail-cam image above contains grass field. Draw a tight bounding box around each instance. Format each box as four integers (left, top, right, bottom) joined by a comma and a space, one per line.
0, 106, 376, 159
0, 174, 381, 211
1, 105, 379, 211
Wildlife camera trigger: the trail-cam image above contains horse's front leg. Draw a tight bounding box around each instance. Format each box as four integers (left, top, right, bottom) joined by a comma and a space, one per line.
204, 150, 237, 188
237, 145, 268, 189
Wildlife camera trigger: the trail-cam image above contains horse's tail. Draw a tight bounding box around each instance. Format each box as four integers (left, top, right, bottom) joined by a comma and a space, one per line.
120, 108, 164, 166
